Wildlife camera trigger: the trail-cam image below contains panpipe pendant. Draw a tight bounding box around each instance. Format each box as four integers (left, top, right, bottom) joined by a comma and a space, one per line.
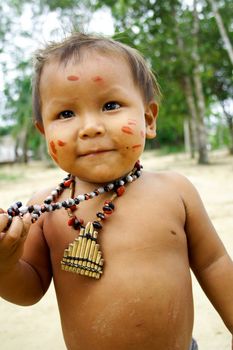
61, 222, 104, 279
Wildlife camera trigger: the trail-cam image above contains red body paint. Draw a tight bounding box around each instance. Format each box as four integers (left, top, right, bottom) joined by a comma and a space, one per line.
128, 119, 137, 125
121, 126, 134, 135
58, 140, 66, 146
132, 144, 142, 149
67, 75, 79, 81
92, 76, 103, 82
51, 154, 58, 163
50, 141, 57, 154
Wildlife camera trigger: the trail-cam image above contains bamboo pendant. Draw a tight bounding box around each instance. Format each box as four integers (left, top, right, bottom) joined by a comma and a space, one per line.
61, 222, 104, 279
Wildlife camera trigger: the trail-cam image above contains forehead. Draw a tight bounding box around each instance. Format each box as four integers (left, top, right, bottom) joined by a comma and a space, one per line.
40, 51, 134, 86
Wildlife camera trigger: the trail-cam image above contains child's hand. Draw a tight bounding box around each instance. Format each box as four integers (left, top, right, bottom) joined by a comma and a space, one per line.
0, 213, 31, 273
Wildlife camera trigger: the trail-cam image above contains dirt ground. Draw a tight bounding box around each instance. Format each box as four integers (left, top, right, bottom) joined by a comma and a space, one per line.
0, 150, 232, 349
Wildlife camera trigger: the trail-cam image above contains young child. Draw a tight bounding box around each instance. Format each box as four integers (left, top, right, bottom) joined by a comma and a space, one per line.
0, 32, 232, 350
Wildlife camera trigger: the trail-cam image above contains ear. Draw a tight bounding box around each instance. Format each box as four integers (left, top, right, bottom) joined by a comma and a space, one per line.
145, 101, 158, 139
35, 121, 45, 135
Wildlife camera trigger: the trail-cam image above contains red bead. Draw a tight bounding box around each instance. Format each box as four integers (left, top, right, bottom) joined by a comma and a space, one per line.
70, 205, 77, 212
64, 179, 73, 187
68, 217, 76, 226
116, 186, 125, 196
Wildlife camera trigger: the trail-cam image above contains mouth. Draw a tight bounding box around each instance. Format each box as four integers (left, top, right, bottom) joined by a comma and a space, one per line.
79, 149, 114, 157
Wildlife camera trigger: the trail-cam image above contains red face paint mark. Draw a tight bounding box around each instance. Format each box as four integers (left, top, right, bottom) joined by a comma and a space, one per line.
92, 76, 103, 82
141, 131, 145, 138
51, 154, 58, 163
50, 141, 57, 154
121, 126, 134, 135
58, 140, 66, 147
128, 119, 137, 125
132, 144, 142, 149
67, 75, 79, 81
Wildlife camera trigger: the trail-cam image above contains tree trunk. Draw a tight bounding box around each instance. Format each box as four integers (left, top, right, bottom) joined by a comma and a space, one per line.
220, 101, 233, 155
172, 4, 197, 159
192, 0, 209, 164
182, 76, 197, 159
208, 0, 233, 65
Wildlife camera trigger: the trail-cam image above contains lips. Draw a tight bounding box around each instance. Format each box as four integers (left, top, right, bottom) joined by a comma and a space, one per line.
79, 149, 114, 157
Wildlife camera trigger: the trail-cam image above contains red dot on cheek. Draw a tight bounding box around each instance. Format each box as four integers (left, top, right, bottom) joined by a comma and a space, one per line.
128, 119, 137, 126
132, 144, 142, 149
92, 76, 103, 82
67, 75, 79, 81
58, 140, 66, 147
121, 126, 134, 135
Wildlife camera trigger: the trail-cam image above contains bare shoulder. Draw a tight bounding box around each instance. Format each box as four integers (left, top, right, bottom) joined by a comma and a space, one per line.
141, 170, 196, 193
26, 187, 55, 206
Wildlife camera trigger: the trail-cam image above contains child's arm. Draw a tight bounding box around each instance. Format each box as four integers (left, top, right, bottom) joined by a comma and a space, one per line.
176, 174, 233, 334
0, 212, 52, 306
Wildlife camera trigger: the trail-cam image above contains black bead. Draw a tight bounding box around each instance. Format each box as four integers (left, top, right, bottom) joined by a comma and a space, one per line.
93, 221, 102, 230
28, 205, 34, 213
44, 198, 52, 204
74, 198, 80, 205
16, 201, 22, 208
108, 202, 115, 210
7, 208, 14, 216
96, 212, 105, 220
103, 205, 112, 213
62, 201, 68, 208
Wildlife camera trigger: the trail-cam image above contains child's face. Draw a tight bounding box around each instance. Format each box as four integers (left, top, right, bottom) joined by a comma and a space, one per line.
39, 52, 157, 183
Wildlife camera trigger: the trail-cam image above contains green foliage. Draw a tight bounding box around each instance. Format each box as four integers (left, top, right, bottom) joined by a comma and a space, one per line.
0, 0, 232, 160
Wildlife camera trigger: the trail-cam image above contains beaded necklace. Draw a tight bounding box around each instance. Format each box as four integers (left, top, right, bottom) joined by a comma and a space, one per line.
5, 161, 142, 279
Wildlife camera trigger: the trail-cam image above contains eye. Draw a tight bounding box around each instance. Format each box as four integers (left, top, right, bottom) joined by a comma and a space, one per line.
58, 110, 75, 119
103, 101, 121, 111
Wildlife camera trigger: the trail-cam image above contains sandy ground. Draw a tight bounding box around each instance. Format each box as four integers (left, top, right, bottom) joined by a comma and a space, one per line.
0, 150, 232, 349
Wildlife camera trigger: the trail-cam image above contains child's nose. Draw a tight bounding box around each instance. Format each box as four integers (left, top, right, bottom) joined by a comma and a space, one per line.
79, 119, 106, 139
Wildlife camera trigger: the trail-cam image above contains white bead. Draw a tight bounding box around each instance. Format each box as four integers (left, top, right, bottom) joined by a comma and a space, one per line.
67, 198, 75, 205
77, 194, 85, 201
19, 206, 28, 214
126, 175, 133, 182
34, 204, 41, 211
98, 187, 105, 194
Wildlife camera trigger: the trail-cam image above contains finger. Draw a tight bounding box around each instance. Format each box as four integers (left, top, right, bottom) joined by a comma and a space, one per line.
21, 214, 32, 238
0, 214, 12, 237
5, 216, 24, 242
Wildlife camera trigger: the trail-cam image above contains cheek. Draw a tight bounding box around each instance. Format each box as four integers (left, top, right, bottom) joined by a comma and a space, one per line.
121, 126, 134, 135
49, 140, 57, 154
48, 139, 67, 164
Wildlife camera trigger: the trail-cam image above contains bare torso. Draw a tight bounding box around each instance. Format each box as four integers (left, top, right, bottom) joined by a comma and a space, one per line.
25, 172, 194, 350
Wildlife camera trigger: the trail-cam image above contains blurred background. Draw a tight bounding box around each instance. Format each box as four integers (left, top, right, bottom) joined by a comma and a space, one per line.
0, 0, 232, 349
0, 0, 232, 165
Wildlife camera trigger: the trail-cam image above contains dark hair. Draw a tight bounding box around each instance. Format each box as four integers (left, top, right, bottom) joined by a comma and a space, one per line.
32, 32, 161, 125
